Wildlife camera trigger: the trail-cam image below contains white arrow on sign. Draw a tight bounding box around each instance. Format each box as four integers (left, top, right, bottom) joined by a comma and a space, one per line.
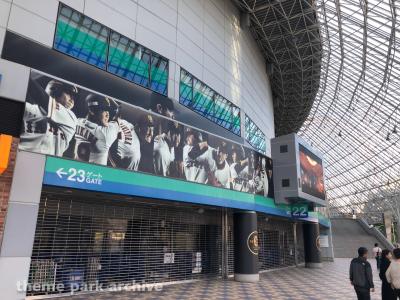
56, 168, 68, 178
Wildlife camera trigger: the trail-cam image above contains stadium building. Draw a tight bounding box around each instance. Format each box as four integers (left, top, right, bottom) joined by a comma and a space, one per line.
0, 1, 334, 299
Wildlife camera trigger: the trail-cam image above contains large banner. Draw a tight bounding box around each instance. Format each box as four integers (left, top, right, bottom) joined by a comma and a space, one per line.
20, 70, 274, 198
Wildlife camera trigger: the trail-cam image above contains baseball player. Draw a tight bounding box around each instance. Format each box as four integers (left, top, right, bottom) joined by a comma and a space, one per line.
210, 141, 231, 189
183, 129, 216, 184
153, 121, 182, 176
229, 146, 250, 192
20, 77, 78, 156
150, 97, 175, 120
108, 107, 141, 171
137, 114, 155, 174
74, 94, 119, 165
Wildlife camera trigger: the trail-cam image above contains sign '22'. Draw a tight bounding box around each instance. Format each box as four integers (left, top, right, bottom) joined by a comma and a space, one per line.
291, 204, 308, 218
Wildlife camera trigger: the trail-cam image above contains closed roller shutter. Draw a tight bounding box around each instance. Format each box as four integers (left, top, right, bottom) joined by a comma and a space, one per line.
257, 214, 299, 270
27, 188, 223, 297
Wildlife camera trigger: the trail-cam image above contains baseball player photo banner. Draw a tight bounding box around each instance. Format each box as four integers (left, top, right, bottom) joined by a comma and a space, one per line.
19, 70, 274, 199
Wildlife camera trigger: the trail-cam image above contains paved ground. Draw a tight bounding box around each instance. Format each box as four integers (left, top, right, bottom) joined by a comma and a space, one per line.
53, 258, 382, 300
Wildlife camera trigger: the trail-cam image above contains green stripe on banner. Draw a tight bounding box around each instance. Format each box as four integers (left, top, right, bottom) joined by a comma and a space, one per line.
45, 157, 260, 204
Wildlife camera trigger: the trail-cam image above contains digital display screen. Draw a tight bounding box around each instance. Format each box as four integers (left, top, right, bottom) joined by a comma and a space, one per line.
299, 144, 325, 200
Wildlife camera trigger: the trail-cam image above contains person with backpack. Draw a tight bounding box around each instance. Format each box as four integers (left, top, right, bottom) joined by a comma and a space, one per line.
350, 247, 375, 300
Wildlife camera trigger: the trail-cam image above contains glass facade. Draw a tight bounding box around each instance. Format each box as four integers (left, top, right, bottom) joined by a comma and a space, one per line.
179, 69, 241, 136
245, 115, 266, 154
54, 4, 168, 96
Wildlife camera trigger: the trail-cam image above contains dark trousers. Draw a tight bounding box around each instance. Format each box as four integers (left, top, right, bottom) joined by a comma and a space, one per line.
394, 289, 400, 299
376, 256, 381, 269
382, 281, 396, 300
355, 287, 371, 300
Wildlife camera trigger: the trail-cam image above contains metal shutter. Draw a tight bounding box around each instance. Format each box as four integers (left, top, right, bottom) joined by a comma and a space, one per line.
27, 189, 223, 297
257, 214, 298, 270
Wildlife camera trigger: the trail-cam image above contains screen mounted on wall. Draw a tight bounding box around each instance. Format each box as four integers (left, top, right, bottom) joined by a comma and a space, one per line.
299, 144, 326, 200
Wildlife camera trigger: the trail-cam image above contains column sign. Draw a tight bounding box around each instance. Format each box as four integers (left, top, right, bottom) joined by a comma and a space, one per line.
291, 204, 309, 218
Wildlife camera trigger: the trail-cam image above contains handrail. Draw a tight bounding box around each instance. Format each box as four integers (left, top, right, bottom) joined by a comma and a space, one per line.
357, 217, 394, 250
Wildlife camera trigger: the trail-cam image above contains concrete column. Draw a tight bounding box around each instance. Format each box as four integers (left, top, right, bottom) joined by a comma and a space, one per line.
0, 151, 45, 300
233, 211, 259, 282
303, 222, 322, 268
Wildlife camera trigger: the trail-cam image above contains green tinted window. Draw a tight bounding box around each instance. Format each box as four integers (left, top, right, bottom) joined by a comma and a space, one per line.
179, 69, 193, 106
192, 78, 215, 122
150, 53, 168, 95
108, 31, 151, 87
55, 5, 109, 69
245, 115, 266, 154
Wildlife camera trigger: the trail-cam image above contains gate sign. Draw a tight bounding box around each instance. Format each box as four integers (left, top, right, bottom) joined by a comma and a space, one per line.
291, 204, 309, 218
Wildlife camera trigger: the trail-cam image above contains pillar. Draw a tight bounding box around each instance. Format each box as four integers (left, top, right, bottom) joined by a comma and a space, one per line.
234, 211, 259, 282
303, 222, 322, 268
0, 151, 45, 299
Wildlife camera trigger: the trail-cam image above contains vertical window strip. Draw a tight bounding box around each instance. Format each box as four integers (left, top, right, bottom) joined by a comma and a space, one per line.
245, 115, 266, 154
150, 54, 168, 96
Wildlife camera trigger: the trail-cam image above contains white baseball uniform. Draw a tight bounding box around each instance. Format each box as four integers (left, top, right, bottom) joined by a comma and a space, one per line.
110, 119, 141, 170
153, 134, 175, 176
214, 160, 231, 188
20, 98, 77, 156
74, 118, 119, 165
230, 163, 249, 192
183, 144, 216, 183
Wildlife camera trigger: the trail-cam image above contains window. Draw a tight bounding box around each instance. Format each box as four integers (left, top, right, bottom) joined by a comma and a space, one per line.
231, 105, 241, 136
54, 4, 168, 96
54, 5, 109, 69
108, 31, 151, 88
179, 69, 241, 136
150, 53, 168, 95
214, 94, 233, 130
192, 78, 215, 122
245, 115, 266, 154
179, 69, 193, 106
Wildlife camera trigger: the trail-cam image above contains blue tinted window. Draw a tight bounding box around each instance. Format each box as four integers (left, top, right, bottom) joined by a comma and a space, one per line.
55, 5, 109, 69
245, 115, 266, 154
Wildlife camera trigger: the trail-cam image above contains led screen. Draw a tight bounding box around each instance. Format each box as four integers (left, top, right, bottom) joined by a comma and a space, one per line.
299, 144, 326, 200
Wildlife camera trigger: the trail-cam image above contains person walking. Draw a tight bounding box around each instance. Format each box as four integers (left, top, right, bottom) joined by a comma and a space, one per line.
386, 248, 400, 298
380, 249, 396, 300
350, 247, 375, 300
373, 243, 383, 270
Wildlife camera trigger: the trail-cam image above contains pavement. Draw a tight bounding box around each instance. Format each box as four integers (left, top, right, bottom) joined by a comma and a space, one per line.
48, 258, 383, 300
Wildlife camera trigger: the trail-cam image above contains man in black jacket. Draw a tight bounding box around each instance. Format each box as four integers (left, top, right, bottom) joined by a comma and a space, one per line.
350, 247, 375, 300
